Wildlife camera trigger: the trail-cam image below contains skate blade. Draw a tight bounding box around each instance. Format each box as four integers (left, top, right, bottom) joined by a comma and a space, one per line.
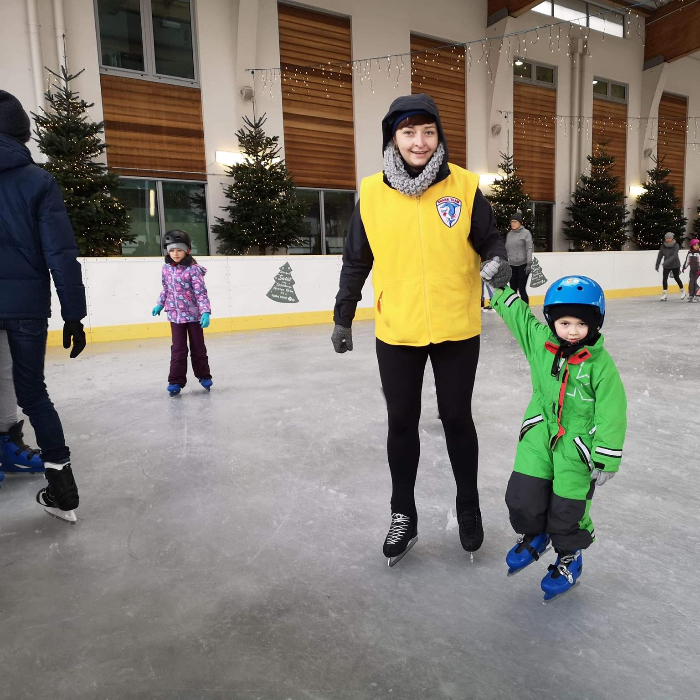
43, 506, 77, 524
542, 581, 579, 605
506, 545, 552, 577
387, 536, 418, 567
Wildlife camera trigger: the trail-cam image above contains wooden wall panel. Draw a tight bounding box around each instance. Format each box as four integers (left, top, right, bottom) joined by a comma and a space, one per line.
592, 99, 627, 191
645, 0, 700, 64
278, 3, 355, 190
658, 93, 687, 201
410, 35, 466, 169
100, 75, 206, 180
513, 82, 556, 201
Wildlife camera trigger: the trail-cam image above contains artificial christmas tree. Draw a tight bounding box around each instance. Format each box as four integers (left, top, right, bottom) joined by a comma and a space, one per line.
486, 152, 533, 233
33, 65, 132, 256
632, 157, 687, 250
266, 262, 299, 303
564, 145, 629, 251
213, 114, 305, 255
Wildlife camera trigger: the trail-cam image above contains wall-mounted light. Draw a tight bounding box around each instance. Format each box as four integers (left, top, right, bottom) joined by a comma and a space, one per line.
629, 185, 645, 198
491, 124, 502, 136
514, 59, 524, 66
643, 148, 653, 158
479, 173, 500, 187
216, 150, 247, 166
592, 80, 598, 85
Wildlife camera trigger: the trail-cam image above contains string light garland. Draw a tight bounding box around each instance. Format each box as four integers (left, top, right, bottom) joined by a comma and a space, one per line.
247, 0, 663, 96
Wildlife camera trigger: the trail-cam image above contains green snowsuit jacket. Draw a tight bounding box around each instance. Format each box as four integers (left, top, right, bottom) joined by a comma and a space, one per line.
491, 286, 627, 551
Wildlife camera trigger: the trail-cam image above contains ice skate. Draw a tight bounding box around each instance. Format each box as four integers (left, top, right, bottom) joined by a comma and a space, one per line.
0, 471, 4, 488
660, 291, 667, 301
0, 420, 45, 473
506, 533, 551, 576
167, 383, 182, 396
680, 289, 687, 300
541, 550, 582, 603
36, 463, 79, 524
383, 513, 418, 567
199, 378, 213, 392
457, 507, 483, 561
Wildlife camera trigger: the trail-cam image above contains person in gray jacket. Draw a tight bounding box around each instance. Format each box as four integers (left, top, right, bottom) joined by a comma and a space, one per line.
505, 211, 533, 304
655, 232, 686, 301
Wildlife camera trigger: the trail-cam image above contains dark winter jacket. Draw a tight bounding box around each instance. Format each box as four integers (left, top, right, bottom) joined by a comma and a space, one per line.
0, 134, 86, 321
334, 94, 507, 328
655, 241, 680, 270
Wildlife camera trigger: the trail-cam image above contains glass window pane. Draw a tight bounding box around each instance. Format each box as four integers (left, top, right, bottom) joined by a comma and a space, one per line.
97, 0, 145, 72
588, 9, 624, 37
593, 79, 608, 96
553, 0, 587, 26
118, 179, 161, 256
532, 1, 553, 15
536, 65, 555, 84
611, 83, 627, 101
161, 181, 209, 255
289, 190, 321, 255
323, 191, 356, 255
151, 0, 195, 79
514, 61, 532, 80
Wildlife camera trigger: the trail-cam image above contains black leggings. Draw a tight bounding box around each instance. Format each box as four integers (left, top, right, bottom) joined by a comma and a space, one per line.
510, 264, 530, 304
662, 267, 683, 291
376, 336, 480, 520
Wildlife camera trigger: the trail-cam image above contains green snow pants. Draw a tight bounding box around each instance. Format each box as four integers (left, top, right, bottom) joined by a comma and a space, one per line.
505, 415, 596, 552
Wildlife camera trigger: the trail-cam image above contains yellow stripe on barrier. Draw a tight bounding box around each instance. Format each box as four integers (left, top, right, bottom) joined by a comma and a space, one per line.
45, 287, 665, 347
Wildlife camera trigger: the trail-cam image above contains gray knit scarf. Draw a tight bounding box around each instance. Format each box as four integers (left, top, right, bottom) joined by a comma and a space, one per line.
383, 142, 445, 197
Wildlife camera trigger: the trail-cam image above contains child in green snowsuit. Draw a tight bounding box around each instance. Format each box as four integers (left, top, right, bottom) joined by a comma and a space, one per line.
483, 270, 627, 601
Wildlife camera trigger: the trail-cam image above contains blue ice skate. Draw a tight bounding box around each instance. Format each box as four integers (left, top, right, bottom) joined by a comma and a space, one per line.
199, 379, 213, 392
167, 383, 182, 397
506, 533, 551, 576
541, 550, 582, 603
0, 421, 45, 474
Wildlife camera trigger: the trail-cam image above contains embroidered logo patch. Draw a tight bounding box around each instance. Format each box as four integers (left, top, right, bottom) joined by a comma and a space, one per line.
436, 197, 462, 228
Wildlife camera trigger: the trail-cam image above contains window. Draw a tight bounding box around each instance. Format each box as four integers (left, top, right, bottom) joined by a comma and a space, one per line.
532, 1, 625, 37
514, 59, 556, 87
118, 178, 208, 256
289, 190, 356, 255
592, 78, 627, 103
96, 0, 197, 83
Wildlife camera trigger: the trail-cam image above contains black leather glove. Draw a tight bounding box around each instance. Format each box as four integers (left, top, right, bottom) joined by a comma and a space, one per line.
63, 321, 86, 358
331, 324, 353, 353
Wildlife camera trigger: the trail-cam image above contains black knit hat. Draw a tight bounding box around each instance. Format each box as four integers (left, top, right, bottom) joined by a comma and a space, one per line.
0, 91, 31, 143
547, 303, 601, 332
510, 210, 523, 224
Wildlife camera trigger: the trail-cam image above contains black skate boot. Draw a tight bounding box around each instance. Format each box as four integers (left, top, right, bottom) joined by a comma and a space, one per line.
383, 512, 418, 567
457, 507, 484, 561
36, 463, 79, 524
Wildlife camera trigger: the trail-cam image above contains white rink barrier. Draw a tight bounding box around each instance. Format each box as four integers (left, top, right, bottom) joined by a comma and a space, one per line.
46, 251, 668, 345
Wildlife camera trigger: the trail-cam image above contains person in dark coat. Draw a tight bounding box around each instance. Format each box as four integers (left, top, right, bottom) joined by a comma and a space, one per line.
0, 90, 86, 523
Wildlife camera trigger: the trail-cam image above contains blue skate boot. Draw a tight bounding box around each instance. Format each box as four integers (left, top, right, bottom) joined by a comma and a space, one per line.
541, 550, 582, 603
1, 420, 45, 473
167, 383, 182, 397
199, 379, 213, 392
506, 533, 551, 576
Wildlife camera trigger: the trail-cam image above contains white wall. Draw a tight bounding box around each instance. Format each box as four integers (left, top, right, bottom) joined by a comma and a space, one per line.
47, 251, 666, 334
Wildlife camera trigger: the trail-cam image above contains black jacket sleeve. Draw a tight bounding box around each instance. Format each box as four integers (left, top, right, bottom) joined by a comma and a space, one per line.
333, 199, 373, 328
37, 175, 87, 322
469, 188, 508, 263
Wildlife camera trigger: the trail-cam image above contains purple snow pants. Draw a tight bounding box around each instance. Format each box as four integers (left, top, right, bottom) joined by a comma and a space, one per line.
168, 322, 212, 386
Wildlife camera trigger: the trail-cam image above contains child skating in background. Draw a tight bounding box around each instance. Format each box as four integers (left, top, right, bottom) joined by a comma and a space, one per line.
152, 230, 213, 396
681, 238, 700, 303
655, 232, 686, 301
486, 274, 627, 602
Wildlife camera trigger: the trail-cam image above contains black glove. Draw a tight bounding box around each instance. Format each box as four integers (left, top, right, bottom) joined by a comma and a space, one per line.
63, 321, 86, 358
331, 324, 353, 353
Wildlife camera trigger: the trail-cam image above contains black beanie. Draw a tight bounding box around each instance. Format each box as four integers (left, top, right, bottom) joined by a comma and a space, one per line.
0, 91, 31, 143
547, 303, 601, 332
510, 211, 523, 225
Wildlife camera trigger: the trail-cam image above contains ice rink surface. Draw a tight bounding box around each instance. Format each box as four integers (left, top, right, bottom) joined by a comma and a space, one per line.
0, 294, 698, 700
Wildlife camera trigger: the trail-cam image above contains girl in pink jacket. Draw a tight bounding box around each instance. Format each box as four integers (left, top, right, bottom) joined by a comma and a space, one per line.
151, 230, 213, 396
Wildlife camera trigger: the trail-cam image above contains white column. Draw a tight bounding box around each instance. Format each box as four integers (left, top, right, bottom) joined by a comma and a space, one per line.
53, 0, 66, 71
26, 0, 45, 113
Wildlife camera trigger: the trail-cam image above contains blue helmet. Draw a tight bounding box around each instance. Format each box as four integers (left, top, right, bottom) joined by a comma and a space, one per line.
543, 276, 605, 331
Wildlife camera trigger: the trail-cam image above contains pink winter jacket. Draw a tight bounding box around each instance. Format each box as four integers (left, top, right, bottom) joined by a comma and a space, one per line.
157, 262, 211, 324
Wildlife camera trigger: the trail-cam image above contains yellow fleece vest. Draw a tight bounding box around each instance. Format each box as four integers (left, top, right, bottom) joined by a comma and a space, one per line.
360, 165, 481, 346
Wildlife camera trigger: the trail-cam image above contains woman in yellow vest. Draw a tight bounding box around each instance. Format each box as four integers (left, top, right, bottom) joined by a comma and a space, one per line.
332, 94, 511, 566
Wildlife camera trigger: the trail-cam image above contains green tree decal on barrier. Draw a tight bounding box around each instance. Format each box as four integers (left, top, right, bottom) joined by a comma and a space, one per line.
267, 262, 299, 303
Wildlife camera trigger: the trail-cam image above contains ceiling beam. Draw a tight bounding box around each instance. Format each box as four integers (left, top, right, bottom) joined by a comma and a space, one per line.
645, 0, 700, 64
487, 1, 656, 20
